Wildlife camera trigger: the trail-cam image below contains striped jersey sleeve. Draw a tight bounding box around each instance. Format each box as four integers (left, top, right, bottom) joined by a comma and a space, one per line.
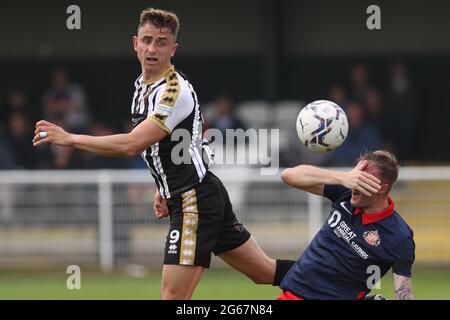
148, 69, 194, 134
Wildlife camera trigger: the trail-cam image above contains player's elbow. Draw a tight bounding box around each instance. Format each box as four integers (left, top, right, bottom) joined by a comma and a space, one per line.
281, 169, 292, 185
123, 147, 142, 157
281, 168, 299, 186
121, 144, 143, 157
281, 166, 310, 188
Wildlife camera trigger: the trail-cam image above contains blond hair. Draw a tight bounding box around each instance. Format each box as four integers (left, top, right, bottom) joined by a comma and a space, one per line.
139, 8, 180, 40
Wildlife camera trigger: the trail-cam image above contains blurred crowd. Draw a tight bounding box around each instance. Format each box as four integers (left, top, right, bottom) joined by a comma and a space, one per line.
278, 62, 418, 167
0, 68, 142, 170
326, 62, 417, 166
204, 62, 418, 167
0, 62, 418, 170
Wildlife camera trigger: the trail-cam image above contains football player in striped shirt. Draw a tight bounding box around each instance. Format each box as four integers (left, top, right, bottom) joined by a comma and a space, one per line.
34, 8, 294, 300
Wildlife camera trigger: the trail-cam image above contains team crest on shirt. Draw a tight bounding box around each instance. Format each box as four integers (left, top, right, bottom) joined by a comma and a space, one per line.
363, 230, 380, 247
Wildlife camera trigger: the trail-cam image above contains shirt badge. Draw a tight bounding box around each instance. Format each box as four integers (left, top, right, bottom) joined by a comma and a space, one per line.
363, 230, 380, 247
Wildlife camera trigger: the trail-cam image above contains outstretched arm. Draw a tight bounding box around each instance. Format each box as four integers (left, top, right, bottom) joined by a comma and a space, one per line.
394, 273, 414, 300
281, 160, 381, 196
33, 119, 168, 157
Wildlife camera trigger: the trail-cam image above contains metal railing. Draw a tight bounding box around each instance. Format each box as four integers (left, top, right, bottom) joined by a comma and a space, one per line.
1, 167, 449, 271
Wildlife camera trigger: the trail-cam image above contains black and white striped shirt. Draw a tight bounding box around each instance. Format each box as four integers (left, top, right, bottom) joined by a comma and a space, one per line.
130, 65, 208, 199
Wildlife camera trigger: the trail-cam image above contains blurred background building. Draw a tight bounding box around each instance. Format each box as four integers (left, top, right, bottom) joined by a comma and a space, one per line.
1, 0, 450, 167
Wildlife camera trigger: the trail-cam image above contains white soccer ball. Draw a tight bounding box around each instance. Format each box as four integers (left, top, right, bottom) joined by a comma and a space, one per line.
296, 100, 348, 152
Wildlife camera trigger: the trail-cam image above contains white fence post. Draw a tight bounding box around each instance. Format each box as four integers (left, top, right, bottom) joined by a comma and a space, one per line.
0, 185, 13, 221
308, 193, 323, 242
98, 171, 114, 272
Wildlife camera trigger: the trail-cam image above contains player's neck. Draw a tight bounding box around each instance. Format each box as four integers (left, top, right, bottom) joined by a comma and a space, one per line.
362, 197, 389, 214
143, 64, 173, 84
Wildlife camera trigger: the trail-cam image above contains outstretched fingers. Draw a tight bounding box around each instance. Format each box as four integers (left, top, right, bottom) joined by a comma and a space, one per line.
356, 180, 379, 196
360, 174, 381, 191
355, 160, 368, 171
350, 161, 382, 196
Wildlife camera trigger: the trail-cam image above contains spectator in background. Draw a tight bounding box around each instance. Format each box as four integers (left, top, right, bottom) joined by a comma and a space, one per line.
7, 112, 42, 169
42, 68, 90, 133
386, 62, 417, 160
331, 101, 383, 166
1, 88, 35, 129
39, 120, 85, 169
210, 95, 246, 135
280, 131, 334, 168
51, 145, 82, 169
364, 88, 384, 128
83, 121, 131, 169
0, 129, 16, 169
349, 64, 372, 102
328, 84, 349, 111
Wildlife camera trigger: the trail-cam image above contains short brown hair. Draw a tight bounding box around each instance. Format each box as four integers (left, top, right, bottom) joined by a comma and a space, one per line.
139, 8, 180, 40
358, 150, 399, 190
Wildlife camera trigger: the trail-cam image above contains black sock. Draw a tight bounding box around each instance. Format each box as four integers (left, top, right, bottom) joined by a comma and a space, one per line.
273, 259, 295, 286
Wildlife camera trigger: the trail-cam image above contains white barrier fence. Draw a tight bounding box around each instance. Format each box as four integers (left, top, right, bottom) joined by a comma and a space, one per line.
0, 167, 449, 271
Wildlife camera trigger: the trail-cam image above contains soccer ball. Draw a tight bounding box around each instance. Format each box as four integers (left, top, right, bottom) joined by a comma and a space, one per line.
296, 100, 348, 152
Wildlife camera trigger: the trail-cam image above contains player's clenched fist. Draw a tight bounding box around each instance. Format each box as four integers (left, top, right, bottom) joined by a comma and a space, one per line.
154, 190, 169, 219
33, 120, 73, 147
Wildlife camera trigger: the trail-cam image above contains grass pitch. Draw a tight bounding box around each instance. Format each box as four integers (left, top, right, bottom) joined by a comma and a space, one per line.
0, 267, 449, 300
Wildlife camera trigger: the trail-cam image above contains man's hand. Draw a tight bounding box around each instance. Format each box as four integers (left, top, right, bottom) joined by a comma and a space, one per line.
154, 191, 169, 219
340, 160, 381, 196
33, 120, 73, 147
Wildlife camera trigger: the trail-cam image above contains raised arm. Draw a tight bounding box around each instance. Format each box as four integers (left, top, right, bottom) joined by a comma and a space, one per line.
281, 160, 381, 196
394, 273, 414, 300
33, 118, 167, 157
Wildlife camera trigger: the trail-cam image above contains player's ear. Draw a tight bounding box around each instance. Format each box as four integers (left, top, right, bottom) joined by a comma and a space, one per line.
380, 183, 390, 195
171, 42, 179, 57
133, 35, 138, 51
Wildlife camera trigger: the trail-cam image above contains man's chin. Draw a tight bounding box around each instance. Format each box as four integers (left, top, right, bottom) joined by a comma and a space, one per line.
144, 63, 159, 71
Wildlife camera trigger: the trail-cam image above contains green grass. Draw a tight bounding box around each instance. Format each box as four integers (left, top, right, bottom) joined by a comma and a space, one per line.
0, 267, 449, 300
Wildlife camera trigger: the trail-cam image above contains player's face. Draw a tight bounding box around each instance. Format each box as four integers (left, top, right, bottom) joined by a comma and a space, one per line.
133, 23, 178, 77
351, 189, 374, 208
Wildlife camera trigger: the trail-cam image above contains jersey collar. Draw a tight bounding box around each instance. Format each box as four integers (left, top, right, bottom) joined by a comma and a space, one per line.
353, 196, 395, 225
143, 65, 174, 85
